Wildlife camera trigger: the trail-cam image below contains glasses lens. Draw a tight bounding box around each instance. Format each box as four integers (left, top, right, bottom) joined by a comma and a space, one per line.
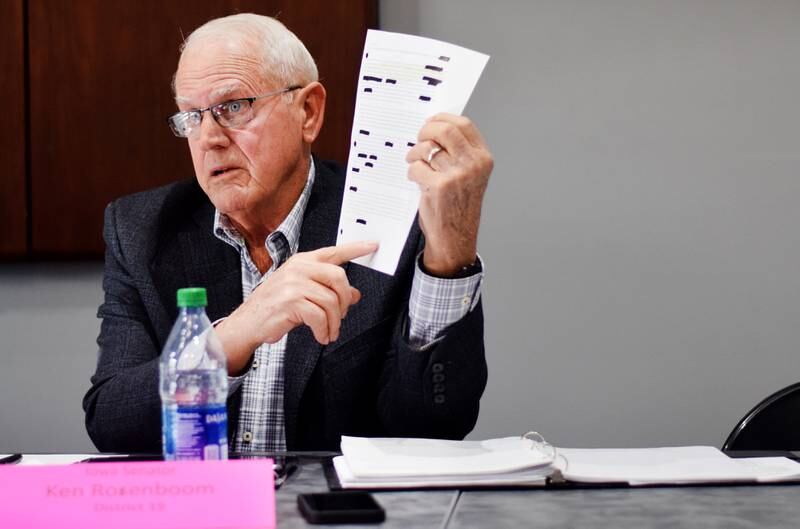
214, 99, 253, 128
168, 111, 200, 138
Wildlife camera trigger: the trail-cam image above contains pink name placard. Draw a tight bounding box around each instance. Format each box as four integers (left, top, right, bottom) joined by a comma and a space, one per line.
0, 459, 275, 529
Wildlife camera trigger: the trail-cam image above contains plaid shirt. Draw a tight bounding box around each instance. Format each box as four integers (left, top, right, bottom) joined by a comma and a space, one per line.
213, 159, 484, 452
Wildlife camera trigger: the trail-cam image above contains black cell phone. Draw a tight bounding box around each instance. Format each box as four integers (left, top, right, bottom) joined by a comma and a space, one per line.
297, 491, 385, 524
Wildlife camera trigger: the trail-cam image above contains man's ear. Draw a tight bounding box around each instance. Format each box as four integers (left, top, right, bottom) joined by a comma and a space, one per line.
298, 82, 326, 144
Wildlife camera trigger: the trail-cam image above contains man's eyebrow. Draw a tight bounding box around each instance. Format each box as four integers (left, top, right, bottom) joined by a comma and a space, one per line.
210, 85, 241, 100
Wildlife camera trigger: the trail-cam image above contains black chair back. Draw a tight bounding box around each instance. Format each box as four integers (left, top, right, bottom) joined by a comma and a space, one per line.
723, 382, 800, 451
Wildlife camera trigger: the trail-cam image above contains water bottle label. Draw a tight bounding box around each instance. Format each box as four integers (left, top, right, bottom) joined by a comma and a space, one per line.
162, 404, 228, 460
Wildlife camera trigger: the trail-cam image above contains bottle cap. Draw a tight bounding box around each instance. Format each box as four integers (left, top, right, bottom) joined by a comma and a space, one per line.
177, 287, 208, 308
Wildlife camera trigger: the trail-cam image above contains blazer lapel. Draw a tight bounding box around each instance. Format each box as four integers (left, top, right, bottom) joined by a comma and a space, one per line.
151, 198, 242, 333
284, 159, 345, 448
183, 203, 242, 321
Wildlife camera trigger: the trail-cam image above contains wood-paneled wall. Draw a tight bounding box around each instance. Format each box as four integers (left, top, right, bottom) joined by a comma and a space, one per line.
1, 0, 376, 258
0, 0, 26, 256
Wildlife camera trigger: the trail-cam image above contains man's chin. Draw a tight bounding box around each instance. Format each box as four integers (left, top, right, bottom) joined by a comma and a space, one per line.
201, 179, 247, 208
207, 192, 248, 216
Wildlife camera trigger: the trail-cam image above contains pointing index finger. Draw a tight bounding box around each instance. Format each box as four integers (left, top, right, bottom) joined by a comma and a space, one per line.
311, 240, 379, 265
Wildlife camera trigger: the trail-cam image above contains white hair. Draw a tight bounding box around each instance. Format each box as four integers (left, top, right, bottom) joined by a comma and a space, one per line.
177, 13, 318, 90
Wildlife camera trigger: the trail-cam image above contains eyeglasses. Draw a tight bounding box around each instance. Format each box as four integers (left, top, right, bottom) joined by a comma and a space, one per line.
167, 85, 302, 138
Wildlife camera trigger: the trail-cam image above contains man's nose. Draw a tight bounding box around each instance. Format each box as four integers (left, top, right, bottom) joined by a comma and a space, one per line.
195, 111, 230, 150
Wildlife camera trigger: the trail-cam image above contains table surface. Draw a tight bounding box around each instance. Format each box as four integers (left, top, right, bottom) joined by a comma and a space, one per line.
451, 485, 800, 529
12, 454, 800, 528
277, 459, 456, 528
278, 459, 800, 529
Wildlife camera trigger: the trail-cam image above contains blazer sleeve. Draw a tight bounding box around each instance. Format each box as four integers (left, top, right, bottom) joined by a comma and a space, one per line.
82, 201, 163, 453
375, 236, 487, 439
376, 302, 487, 440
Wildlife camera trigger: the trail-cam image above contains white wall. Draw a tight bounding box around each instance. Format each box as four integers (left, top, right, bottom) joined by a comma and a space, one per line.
0, 264, 102, 452
380, 0, 800, 447
2, 0, 800, 453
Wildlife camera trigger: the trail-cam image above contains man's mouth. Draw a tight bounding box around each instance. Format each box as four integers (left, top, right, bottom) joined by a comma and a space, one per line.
211, 167, 235, 177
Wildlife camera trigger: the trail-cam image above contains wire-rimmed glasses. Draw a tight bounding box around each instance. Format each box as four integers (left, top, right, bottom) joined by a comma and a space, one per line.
167, 85, 302, 138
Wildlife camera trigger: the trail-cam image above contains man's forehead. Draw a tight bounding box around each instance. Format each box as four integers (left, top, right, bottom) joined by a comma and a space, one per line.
175, 83, 244, 106
174, 39, 265, 104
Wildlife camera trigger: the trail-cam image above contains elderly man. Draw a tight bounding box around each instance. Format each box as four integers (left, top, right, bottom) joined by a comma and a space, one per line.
83, 13, 492, 453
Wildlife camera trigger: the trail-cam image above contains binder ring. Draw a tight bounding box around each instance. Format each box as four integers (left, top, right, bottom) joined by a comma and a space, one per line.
521, 431, 557, 465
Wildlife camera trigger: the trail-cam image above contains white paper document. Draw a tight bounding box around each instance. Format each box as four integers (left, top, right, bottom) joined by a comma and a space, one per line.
335, 436, 552, 488
557, 446, 800, 485
17, 454, 110, 465
334, 435, 800, 489
336, 30, 489, 275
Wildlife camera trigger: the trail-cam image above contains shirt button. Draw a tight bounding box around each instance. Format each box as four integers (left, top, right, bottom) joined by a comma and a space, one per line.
252, 359, 259, 370
242, 432, 253, 443
432, 363, 444, 373
434, 395, 446, 404
434, 383, 446, 393
462, 296, 471, 306
433, 373, 445, 383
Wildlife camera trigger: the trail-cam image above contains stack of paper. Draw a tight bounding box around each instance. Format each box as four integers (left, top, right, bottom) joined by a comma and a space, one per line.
333, 436, 800, 489
334, 436, 553, 488
558, 446, 800, 486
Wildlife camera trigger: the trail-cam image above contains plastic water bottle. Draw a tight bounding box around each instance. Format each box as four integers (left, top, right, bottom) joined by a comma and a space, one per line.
159, 287, 229, 460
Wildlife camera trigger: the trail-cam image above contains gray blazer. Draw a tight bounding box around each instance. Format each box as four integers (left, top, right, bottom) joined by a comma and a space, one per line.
83, 159, 487, 452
